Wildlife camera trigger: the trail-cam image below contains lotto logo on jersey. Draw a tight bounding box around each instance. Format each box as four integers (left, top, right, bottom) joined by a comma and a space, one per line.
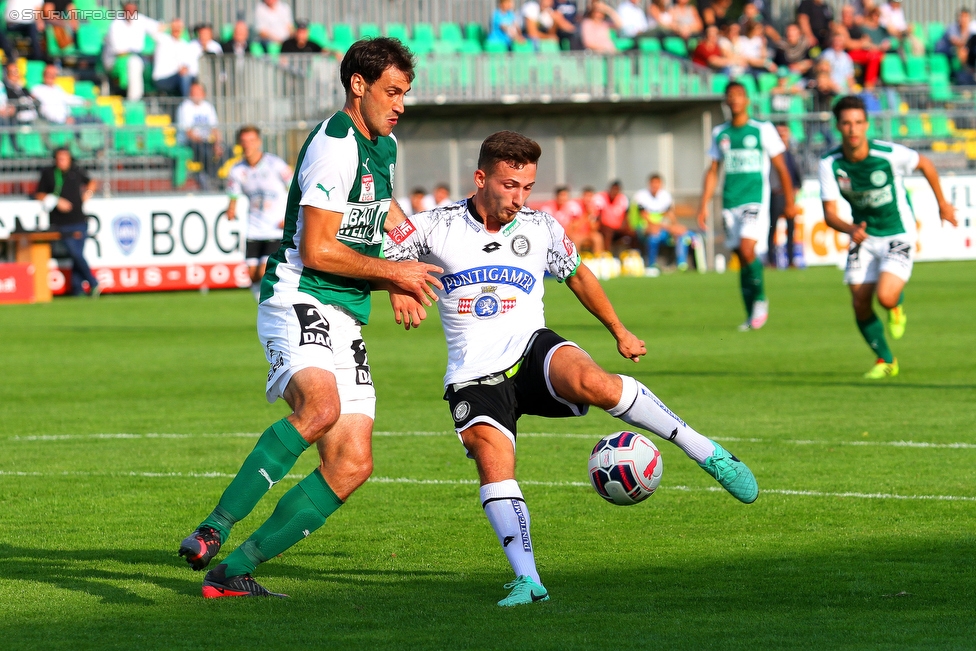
360, 174, 375, 202
389, 219, 416, 244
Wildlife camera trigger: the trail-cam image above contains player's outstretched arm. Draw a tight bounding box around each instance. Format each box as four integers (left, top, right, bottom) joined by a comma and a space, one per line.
696, 160, 720, 231
822, 200, 867, 244
771, 153, 798, 218
300, 205, 443, 304
916, 155, 958, 227
565, 264, 646, 362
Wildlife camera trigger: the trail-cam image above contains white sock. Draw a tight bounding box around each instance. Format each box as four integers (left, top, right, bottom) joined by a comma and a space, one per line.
607, 375, 716, 463
249, 283, 261, 301
480, 480, 540, 583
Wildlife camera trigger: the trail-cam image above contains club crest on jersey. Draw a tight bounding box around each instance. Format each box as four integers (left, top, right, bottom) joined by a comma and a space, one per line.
870, 170, 888, 187
743, 134, 758, 149
389, 218, 415, 244
511, 235, 530, 257
441, 266, 536, 295
458, 286, 516, 319
360, 174, 375, 202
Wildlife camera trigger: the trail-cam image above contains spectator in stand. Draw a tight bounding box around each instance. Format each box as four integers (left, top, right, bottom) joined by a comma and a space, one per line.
820, 32, 856, 93
796, 0, 834, 49
0, 86, 15, 126
254, 0, 294, 46
668, 0, 702, 41
575, 186, 607, 253
767, 123, 801, 268
960, 31, 976, 84
280, 20, 322, 53
43, 0, 80, 53
5, 0, 45, 61
737, 20, 778, 76
3, 61, 39, 124
809, 58, 839, 109
878, 0, 906, 39
860, 6, 892, 52
189, 24, 224, 81
648, 0, 674, 36
35, 148, 100, 297
769, 68, 803, 111
718, 23, 747, 78
487, 0, 526, 49
433, 184, 453, 207
404, 187, 436, 216
693, 25, 732, 71
596, 180, 631, 252
700, 0, 732, 30
553, 0, 581, 48
222, 19, 251, 56
841, 4, 883, 89
177, 81, 223, 191
102, 1, 159, 101
541, 185, 583, 231
935, 9, 974, 60
522, 0, 562, 44
152, 18, 197, 98
633, 173, 690, 271
616, 0, 649, 39
740, 1, 779, 40
31, 63, 93, 124
772, 22, 814, 75
581, 2, 624, 54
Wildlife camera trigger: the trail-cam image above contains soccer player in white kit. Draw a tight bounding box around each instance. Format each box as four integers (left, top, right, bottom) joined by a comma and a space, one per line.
226, 125, 293, 299
384, 131, 759, 607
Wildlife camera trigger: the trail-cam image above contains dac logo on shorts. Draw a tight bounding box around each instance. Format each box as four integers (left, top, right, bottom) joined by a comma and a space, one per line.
351, 339, 372, 386
294, 304, 332, 348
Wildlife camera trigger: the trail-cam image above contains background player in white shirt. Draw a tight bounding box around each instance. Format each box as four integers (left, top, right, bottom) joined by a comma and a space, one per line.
384, 131, 760, 608
226, 125, 294, 299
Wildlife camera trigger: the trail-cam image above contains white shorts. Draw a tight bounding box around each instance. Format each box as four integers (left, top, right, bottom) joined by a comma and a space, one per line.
844, 234, 914, 286
257, 293, 376, 418
722, 203, 769, 253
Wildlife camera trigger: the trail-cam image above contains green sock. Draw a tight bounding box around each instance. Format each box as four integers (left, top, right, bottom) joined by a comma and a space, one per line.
201, 419, 309, 543
750, 259, 766, 302
739, 262, 755, 317
856, 314, 894, 364
221, 469, 343, 577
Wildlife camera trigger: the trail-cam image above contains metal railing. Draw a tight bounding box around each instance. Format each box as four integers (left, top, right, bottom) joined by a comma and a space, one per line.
769, 0, 961, 26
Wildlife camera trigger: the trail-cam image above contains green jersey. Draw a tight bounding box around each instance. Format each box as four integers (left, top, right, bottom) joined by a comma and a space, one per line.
819, 140, 919, 238
261, 111, 398, 323
709, 119, 785, 209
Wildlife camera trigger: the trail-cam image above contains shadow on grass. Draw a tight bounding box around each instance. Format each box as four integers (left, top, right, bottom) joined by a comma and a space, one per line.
1, 539, 975, 649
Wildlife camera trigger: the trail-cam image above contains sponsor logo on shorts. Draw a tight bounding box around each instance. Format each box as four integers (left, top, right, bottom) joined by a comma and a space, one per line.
453, 401, 471, 422
511, 235, 530, 257
388, 218, 416, 245
294, 304, 332, 348
441, 266, 536, 295
351, 338, 373, 386
885, 240, 912, 267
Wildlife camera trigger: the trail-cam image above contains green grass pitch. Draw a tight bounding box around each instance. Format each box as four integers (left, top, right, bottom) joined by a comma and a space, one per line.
1, 262, 974, 650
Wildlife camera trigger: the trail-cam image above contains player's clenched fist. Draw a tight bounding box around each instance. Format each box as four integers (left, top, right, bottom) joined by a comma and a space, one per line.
616, 330, 647, 362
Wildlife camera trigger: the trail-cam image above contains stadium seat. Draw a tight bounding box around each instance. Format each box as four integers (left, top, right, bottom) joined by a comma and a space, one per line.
929, 113, 953, 138
711, 73, 729, 95
308, 23, 327, 47
0, 134, 17, 159
662, 36, 688, 58
74, 80, 97, 100
249, 41, 264, 56
484, 40, 509, 53
928, 54, 951, 81
735, 74, 758, 97
902, 114, 925, 138
613, 35, 635, 51
926, 22, 946, 53
358, 23, 380, 39
76, 22, 104, 56
538, 40, 560, 53
413, 23, 435, 46
638, 37, 662, 52
439, 22, 463, 43
220, 23, 233, 42
25, 60, 45, 89
464, 23, 484, 44
77, 126, 106, 153
456, 40, 483, 54
331, 24, 355, 51
757, 72, 778, 94
46, 26, 78, 58
431, 40, 461, 54
880, 54, 907, 85
385, 23, 409, 42
73, 0, 97, 10
266, 41, 282, 58
929, 78, 954, 102
511, 41, 535, 53
904, 55, 927, 84
47, 129, 75, 149
15, 132, 48, 157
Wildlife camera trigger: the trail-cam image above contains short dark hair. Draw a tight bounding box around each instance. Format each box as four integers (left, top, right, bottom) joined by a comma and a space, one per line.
411, 187, 427, 196
236, 124, 261, 141
581, 185, 595, 193
649, 173, 661, 181
554, 185, 570, 195
725, 80, 747, 97
477, 131, 542, 174
832, 94, 867, 121
340, 37, 416, 93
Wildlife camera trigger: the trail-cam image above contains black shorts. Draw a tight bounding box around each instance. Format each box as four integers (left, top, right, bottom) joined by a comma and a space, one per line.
245, 239, 280, 265
444, 328, 589, 446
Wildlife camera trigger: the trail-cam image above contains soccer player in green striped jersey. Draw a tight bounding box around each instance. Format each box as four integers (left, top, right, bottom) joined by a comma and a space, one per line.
820, 95, 957, 378
178, 38, 443, 598
697, 81, 797, 331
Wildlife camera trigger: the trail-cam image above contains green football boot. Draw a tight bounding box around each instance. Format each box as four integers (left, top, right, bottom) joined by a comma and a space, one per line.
497, 575, 549, 607
888, 306, 907, 340
698, 442, 759, 504
864, 357, 899, 379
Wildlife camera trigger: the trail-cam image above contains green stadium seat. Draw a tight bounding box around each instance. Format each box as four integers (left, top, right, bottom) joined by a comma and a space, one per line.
439, 22, 463, 43
904, 55, 926, 84
47, 129, 75, 149
926, 22, 946, 53
77, 126, 106, 152
385, 23, 409, 42
308, 23, 327, 47
431, 40, 460, 54
757, 72, 778, 94
123, 101, 146, 125
74, 80, 97, 100
265, 41, 281, 58
928, 53, 951, 81
638, 37, 661, 52
16, 132, 48, 157
0, 134, 17, 159
358, 23, 380, 39
929, 113, 952, 138
613, 36, 634, 51
95, 104, 116, 125
413, 23, 435, 45
929, 78, 954, 101
73, 0, 97, 10
734, 74, 758, 97
46, 26, 78, 58
662, 36, 688, 58
880, 54, 907, 85
143, 32, 155, 55
168, 146, 195, 187
711, 73, 729, 94
220, 23, 233, 42
457, 40, 483, 54
511, 41, 535, 53
902, 114, 925, 138
249, 41, 264, 56
538, 39, 560, 53
331, 23, 355, 50
484, 40, 509, 53
76, 22, 104, 56
464, 23, 484, 44
25, 60, 45, 89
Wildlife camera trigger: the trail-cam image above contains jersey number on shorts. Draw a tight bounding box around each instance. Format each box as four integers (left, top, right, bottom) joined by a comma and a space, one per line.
294, 304, 332, 349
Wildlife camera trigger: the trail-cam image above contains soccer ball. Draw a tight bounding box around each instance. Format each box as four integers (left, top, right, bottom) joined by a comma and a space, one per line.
588, 431, 663, 505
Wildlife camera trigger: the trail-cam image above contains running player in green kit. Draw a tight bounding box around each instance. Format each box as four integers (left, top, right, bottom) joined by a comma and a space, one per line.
820, 95, 957, 379
697, 81, 797, 330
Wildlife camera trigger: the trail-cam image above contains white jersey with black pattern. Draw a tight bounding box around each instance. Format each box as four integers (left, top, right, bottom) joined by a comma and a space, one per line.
384, 198, 581, 387
227, 153, 293, 241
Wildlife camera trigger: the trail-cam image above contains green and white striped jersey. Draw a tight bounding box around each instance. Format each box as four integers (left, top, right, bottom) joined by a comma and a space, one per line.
708, 119, 785, 209
818, 140, 919, 238
260, 111, 398, 324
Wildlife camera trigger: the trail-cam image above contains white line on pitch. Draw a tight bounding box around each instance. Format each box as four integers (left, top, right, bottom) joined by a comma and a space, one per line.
1, 470, 974, 502
7, 431, 976, 450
